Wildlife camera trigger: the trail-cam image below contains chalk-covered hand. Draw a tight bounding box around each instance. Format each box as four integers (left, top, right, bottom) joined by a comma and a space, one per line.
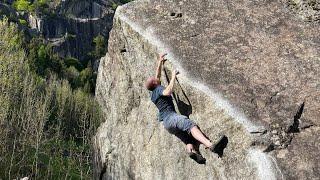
172, 69, 180, 78
174, 69, 180, 75
159, 53, 167, 62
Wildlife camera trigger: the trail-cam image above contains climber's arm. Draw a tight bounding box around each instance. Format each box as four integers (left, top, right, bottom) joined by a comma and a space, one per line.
163, 69, 179, 96
155, 53, 167, 81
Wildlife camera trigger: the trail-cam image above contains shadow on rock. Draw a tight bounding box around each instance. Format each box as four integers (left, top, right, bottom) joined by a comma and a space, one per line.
164, 68, 193, 117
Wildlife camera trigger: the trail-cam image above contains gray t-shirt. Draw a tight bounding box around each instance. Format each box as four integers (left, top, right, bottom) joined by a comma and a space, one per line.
151, 85, 176, 121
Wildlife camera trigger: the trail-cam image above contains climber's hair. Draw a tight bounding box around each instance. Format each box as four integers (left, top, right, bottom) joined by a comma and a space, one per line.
145, 77, 158, 91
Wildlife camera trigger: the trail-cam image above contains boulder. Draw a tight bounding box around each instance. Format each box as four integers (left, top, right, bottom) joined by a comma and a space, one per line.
95, 0, 320, 179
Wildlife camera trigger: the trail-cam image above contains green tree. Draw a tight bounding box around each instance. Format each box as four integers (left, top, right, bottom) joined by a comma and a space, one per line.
64, 57, 83, 71
78, 67, 95, 93
93, 35, 106, 58
28, 39, 64, 77
13, 0, 32, 11
0, 18, 102, 179
64, 66, 79, 88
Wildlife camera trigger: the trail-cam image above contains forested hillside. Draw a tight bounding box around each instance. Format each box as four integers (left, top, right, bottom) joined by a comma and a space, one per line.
0, 17, 102, 179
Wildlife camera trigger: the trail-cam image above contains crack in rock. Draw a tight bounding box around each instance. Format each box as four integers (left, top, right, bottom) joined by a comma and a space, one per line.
287, 102, 305, 133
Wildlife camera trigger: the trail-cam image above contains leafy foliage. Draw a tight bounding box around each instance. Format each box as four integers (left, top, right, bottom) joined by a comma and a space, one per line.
18, 18, 28, 26
12, 0, 49, 13
27, 39, 64, 77
13, 0, 32, 11
27, 37, 97, 93
0, 18, 102, 179
93, 35, 106, 59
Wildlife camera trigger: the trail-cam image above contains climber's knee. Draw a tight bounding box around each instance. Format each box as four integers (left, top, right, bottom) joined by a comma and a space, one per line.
189, 125, 199, 134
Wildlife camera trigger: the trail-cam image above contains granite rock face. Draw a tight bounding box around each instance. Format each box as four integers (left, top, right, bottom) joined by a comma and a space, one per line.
95, 0, 320, 179
286, 0, 320, 22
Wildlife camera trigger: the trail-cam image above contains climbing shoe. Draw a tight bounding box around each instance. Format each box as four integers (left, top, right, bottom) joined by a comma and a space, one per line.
209, 135, 228, 158
188, 151, 206, 164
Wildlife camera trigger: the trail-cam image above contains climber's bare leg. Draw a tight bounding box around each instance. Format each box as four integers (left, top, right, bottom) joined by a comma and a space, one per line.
186, 144, 195, 153
190, 126, 213, 148
197, 126, 211, 141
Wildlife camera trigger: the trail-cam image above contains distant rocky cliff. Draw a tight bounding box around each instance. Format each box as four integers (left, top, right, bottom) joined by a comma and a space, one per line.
27, 0, 118, 61
0, 0, 125, 62
94, 0, 319, 179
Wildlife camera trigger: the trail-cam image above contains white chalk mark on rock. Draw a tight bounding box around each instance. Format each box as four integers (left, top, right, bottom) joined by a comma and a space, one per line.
248, 149, 284, 180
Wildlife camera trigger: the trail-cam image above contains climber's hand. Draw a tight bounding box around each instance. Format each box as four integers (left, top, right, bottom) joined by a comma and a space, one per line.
159, 53, 167, 63
172, 69, 179, 77
174, 69, 180, 75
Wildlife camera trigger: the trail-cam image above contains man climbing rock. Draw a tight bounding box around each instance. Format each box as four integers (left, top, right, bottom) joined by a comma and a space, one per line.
145, 53, 226, 164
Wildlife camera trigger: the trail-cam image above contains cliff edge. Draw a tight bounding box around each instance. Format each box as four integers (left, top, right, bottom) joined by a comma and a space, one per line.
95, 0, 320, 179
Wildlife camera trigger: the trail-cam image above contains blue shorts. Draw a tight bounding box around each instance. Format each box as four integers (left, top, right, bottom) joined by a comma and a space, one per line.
162, 113, 198, 145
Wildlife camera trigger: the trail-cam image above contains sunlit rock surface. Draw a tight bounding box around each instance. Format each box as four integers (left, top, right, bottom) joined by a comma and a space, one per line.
94, 0, 320, 179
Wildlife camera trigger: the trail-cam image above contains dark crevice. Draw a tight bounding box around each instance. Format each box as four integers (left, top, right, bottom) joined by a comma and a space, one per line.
170, 12, 183, 18
294, 102, 305, 120
300, 124, 314, 130
263, 143, 275, 153
190, 34, 200, 38
250, 129, 267, 134
119, 19, 129, 55
287, 102, 305, 133
99, 163, 107, 180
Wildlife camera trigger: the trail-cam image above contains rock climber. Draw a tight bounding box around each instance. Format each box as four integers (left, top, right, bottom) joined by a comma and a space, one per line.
145, 53, 225, 164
